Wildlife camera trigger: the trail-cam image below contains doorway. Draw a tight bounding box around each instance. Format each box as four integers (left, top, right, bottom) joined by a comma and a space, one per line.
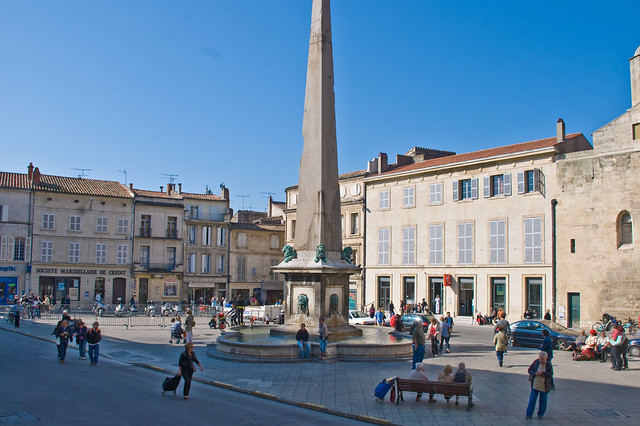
139, 278, 149, 304
458, 277, 474, 316
429, 277, 443, 315
112, 278, 126, 304
568, 293, 580, 328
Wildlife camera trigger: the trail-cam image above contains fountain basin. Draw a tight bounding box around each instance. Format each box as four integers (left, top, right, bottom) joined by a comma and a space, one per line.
209, 325, 413, 362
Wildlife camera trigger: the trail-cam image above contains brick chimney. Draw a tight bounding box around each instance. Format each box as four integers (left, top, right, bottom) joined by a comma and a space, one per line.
129, 183, 133, 190
378, 153, 388, 173
27, 162, 34, 183
33, 167, 41, 185
160, 186, 164, 193
178, 183, 182, 194
221, 186, 229, 200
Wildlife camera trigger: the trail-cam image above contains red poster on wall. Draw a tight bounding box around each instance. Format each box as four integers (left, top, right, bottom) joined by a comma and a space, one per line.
444, 274, 452, 286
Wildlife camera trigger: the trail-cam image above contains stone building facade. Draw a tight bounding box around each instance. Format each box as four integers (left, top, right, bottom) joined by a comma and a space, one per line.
229, 201, 285, 305
555, 46, 640, 327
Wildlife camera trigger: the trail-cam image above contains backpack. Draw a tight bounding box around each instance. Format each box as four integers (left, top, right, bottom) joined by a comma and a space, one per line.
374, 378, 393, 400
453, 371, 466, 383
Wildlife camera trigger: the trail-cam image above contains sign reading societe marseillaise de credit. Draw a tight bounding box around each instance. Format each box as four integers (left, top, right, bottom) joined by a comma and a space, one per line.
34, 267, 127, 276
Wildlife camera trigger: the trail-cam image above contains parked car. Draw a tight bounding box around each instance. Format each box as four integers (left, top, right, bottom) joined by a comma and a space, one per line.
400, 313, 433, 332
509, 320, 579, 350
628, 337, 640, 357
349, 310, 375, 325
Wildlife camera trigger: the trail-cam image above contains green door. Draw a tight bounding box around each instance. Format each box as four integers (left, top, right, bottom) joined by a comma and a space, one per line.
568, 293, 580, 328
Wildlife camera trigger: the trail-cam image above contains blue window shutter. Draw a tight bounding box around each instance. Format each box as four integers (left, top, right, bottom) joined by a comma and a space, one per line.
504, 173, 512, 196
471, 178, 479, 199
517, 171, 525, 194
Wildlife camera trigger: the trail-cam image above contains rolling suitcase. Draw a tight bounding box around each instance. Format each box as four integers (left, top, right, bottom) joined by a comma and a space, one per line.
162, 374, 181, 395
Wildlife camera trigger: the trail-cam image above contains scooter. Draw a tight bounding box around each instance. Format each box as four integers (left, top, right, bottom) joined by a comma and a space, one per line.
161, 302, 179, 317
129, 303, 138, 317
92, 301, 107, 316
145, 302, 155, 317
115, 301, 126, 317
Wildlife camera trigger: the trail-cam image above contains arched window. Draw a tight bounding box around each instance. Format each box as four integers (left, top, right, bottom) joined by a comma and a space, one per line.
617, 211, 633, 248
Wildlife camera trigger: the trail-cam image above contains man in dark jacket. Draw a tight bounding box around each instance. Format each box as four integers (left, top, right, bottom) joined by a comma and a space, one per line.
295, 323, 310, 359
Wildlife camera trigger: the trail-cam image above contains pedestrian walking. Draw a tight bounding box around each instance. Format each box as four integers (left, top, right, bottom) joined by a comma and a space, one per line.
494, 325, 508, 367
87, 321, 102, 366
318, 318, 328, 358
374, 307, 385, 326
368, 304, 375, 318
295, 323, 311, 359
388, 300, 395, 316
411, 321, 426, 369
75, 320, 88, 360
434, 295, 441, 315
178, 342, 204, 400
440, 316, 451, 353
55, 319, 72, 364
427, 317, 440, 357
609, 325, 624, 370
184, 309, 195, 343
12, 301, 22, 328
525, 351, 554, 420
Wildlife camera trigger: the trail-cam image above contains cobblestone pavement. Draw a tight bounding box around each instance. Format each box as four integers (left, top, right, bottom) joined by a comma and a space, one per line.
2, 318, 639, 425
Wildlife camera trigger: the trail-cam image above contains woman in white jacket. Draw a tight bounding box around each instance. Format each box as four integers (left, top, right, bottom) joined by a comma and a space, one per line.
427, 318, 441, 357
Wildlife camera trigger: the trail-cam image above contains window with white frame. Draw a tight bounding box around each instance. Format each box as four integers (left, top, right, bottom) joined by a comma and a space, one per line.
270, 258, 279, 280
453, 178, 479, 201
430, 183, 442, 205
402, 226, 416, 265
69, 215, 81, 231
117, 218, 129, 234
237, 233, 247, 247
379, 190, 390, 210
270, 234, 279, 249
216, 255, 225, 274
140, 246, 150, 265
96, 217, 108, 233
217, 227, 226, 247
518, 169, 545, 196
378, 228, 390, 265
429, 224, 443, 265
96, 243, 106, 264
524, 217, 542, 263
489, 220, 506, 264
484, 173, 512, 198
69, 242, 80, 263
41, 241, 53, 262
13, 237, 26, 261
350, 213, 359, 235
188, 226, 196, 244
187, 253, 196, 273
202, 254, 211, 274
43, 213, 55, 229
189, 205, 199, 219
203, 226, 212, 246
403, 187, 415, 207
457, 222, 473, 264
117, 244, 128, 265
1, 237, 28, 262
237, 257, 247, 281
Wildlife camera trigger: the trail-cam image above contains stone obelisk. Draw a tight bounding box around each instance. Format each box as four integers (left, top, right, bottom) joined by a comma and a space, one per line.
273, 0, 360, 335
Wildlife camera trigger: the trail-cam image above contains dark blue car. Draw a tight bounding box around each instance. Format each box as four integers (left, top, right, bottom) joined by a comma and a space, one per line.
509, 320, 579, 350
628, 338, 640, 357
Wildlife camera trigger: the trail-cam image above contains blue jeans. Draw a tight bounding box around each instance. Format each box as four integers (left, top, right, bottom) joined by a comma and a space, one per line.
57, 342, 68, 361
412, 344, 425, 369
319, 339, 327, 354
440, 336, 450, 352
297, 341, 310, 358
88, 343, 100, 364
526, 388, 548, 418
496, 350, 504, 365
78, 340, 87, 358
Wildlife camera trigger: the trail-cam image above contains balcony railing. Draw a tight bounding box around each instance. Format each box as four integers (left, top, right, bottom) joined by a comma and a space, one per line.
135, 262, 179, 272
139, 227, 152, 237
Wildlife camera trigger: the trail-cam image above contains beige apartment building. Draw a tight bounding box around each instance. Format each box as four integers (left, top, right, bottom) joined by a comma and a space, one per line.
284, 171, 367, 311
27, 166, 134, 306
0, 171, 32, 304
364, 132, 592, 320
131, 184, 185, 304
555, 46, 640, 327
229, 200, 285, 305
183, 186, 231, 304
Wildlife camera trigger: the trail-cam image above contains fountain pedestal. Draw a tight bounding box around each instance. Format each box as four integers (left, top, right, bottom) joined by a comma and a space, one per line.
272, 250, 362, 337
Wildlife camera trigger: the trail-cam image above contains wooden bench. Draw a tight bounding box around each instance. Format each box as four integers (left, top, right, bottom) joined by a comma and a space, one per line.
393, 379, 473, 410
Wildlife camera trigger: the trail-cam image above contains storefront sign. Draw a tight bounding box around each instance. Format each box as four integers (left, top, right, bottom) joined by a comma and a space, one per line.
0, 266, 17, 272
188, 282, 217, 288
35, 267, 127, 276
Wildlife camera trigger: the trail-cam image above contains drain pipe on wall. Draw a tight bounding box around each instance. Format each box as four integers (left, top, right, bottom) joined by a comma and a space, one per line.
551, 199, 558, 322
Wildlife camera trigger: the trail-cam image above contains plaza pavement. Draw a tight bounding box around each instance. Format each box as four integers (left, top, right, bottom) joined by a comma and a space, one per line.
1, 318, 639, 425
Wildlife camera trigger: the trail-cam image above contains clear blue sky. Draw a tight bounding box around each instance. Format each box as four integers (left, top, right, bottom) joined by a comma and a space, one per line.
1, 0, 639, 212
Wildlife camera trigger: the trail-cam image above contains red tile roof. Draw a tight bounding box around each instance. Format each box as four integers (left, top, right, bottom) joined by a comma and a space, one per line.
182, 192, 224, 201
131, 188, 181, 199
376, 133, 584, 177
0, 172, 30, 189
